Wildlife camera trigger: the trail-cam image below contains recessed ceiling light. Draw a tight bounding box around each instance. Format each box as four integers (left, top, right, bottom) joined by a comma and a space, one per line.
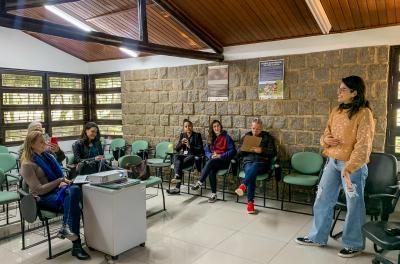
119, 47, 139, 57
45, 5, 95, 32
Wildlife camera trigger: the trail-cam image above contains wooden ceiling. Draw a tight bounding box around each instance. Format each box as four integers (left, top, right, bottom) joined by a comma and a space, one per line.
5, 0, 400, 62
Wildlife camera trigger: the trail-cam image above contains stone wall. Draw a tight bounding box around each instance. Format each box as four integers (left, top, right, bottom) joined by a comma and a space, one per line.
121, 46, 389, 160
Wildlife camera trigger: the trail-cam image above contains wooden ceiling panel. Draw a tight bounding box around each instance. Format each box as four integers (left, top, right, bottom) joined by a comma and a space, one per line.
321, 0, 400, 32
165, 0, 321, 46
6, 0, 400, 62
27, 32, 131, 62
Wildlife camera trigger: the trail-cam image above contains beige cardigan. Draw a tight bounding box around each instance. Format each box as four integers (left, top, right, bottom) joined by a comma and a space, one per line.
20, 161, 62, 196
320, 106, 375, 175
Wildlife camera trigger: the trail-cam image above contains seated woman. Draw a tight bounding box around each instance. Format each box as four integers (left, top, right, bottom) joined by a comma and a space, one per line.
72, 122, 105, 174
19, 121, 65, 163
20, 131, 90, 260
168, 119, 204, 195
191, 120, 236, 203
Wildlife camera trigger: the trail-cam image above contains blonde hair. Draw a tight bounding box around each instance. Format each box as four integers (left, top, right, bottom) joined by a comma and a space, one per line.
21, 131, 44, 163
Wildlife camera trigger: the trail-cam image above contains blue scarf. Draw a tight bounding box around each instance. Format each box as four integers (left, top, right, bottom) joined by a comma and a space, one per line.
33, 152, 68, 206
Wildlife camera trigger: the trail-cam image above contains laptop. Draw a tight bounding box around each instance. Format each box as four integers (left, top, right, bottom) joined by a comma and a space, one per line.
240, 135, 262, 152
73, 175, 90, 184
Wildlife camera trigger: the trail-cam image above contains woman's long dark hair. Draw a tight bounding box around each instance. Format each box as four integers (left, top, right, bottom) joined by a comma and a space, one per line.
80, 122, 101, 146
207, 120, 223, 145
338, 75, 371, 119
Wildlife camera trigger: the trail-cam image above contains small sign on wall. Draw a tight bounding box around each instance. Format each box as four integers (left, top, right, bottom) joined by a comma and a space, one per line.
207, 65, 228, 101
258, 59, 284, 100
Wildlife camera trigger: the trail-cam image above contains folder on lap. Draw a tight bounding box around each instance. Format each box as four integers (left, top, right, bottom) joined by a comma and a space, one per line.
240, 135, 262, 152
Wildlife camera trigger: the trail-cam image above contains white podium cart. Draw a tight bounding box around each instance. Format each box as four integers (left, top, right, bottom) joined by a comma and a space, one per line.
82, 183, 146, 258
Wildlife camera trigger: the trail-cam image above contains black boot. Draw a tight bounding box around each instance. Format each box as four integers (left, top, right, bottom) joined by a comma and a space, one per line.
58, 224, 78, 242
71, 240, 90, 260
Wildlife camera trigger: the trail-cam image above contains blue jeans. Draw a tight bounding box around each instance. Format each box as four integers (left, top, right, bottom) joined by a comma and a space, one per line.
243, 161, 269, 202
308, 157, 368, 250
37, 185, 82, 236
199, 158, 230, 193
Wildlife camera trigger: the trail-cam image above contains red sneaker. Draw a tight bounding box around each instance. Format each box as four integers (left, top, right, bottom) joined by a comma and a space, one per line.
235, 184, 246, 196
247, 201, 255, 214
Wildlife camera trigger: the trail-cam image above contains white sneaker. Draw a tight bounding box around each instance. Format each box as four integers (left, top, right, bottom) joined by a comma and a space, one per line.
208, 193, 217, 203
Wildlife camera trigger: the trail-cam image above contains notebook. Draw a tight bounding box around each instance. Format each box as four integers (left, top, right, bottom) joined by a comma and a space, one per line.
240, 135, 262, 152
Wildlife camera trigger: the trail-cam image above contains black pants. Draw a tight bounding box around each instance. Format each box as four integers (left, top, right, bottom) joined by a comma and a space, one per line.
174, 155, 195, 188
199, 158, 230, 193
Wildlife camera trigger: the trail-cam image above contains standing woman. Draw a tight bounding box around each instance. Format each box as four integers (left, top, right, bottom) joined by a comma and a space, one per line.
20, 131, 90, 260
191, 120, 236, 203
296, 75, 375, 258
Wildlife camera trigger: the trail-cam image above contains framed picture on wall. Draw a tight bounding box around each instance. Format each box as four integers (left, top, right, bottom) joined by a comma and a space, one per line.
207, 65, 228, 101
258, 59, 284, 99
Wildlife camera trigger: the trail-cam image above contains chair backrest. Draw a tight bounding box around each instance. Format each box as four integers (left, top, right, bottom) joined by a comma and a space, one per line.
155, 141, 172, 159
118, 155, 142, 169
131, 140, 149, 155
0, 169, 6, 186
366, 152, 398, 195
110, 138, 126, 151
0, 153, 17, 173
0, 145, 8, 153
291, 151, 323, 175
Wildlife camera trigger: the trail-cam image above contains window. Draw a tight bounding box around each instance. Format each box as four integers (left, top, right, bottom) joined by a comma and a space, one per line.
92, 74, 122, 137
49, 76, 82, 89
386, 46, 400, 157
2, 74, 42, 88
3, 93, 43, 105
0, 70, 87, 145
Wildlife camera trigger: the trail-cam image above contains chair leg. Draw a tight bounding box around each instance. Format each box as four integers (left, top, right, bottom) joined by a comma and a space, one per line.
6, 204, 9, 225
19, 201, 26, 250
159, 183, 166, 211
329, 208, 343, 239
281, 183, 285, 210
222, 175, 226, 201
275, 180, 279, 200
263, 180, 266, 207
187, 172, 191, 194
236, 177, 240, 203
288, 185, 292, 202
45, 219, 53, 259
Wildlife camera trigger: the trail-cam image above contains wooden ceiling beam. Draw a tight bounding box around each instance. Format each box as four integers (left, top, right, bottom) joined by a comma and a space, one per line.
0, 14, 224, 61
5, 0, 80, 11
137, 0, 148, 43
152, 0, 223, 54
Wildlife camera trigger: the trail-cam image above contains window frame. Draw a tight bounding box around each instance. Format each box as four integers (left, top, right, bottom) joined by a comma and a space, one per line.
0, 68, 88, 145
89, 72, 122, 137
386, 46, 400, 158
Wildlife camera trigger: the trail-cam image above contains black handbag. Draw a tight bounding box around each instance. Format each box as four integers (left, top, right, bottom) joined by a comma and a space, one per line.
126, 160, 150, 181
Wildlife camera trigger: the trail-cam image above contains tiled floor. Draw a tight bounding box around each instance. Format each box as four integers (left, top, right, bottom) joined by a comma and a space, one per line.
0, 188, 399, 264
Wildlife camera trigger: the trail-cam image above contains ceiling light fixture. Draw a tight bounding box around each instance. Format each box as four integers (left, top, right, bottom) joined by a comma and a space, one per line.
305, 0, 332, 34
119, 47, 139, 57
45, 5, 94, 32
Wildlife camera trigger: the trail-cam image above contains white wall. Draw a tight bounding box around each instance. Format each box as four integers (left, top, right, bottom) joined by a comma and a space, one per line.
2, 24, 400, 74
0, 26, 87, 73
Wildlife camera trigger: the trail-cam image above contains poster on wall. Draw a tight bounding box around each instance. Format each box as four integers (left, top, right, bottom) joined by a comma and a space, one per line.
258, 59, 284, 99
207, 65, 228, 101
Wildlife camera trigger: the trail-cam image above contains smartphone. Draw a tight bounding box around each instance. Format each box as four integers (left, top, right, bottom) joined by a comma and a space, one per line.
50, 136, 58, 145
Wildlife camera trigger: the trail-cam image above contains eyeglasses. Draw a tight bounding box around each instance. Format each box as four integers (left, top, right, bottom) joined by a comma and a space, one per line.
337, 87, 352, 93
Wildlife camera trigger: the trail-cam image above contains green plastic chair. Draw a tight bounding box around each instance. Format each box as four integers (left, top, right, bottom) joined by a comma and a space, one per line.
236, 156, 279, 207
118, 155, 165, 216
131, 140, 149, 159
118, 155, 142, 169
0, 169, 20, 225
281, 151, 324, 212
105, 138, 126, 161
0, 153, 19, 189
147, 141, 172, 165
0, 145, 8, 153
19, 178, 64, 259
